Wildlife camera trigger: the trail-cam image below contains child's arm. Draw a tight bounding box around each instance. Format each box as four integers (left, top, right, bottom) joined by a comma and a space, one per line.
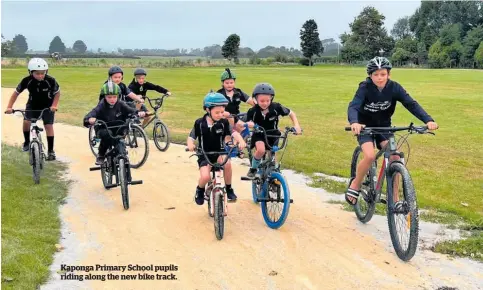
347, 83, 367, 135
50, 79, 61, 111
120, 101, 145, 118
396, 83, 437, 128
125, 86, 144, 103
146, 82, 170, 95
240, 90, 255, 107
277, 103, 302, 134
83, 104, 101, 128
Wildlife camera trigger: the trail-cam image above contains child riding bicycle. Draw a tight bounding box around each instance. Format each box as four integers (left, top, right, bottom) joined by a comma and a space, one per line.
5, 58, 60, 160
187, 91, 246, 205
128, 68, 172, 126
98, 66, 144, 106
86, 81, 146, 165
244, 83, 302, 179
345, 56, 439, 206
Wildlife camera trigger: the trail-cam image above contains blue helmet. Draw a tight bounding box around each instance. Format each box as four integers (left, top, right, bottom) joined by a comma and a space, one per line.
203, 91, 228, 109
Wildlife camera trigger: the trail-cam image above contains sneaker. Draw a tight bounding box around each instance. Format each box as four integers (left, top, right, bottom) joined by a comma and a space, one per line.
22, 142, 30, 152
46, 151, 56, 161
195, 187, 205, 205
95, 156, 105, 165
226, 187, 237, 201
247, 168, 258, 179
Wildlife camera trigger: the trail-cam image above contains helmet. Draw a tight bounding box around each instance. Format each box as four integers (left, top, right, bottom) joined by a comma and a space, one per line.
252, 83, 275, 100
203, 91, 229, 109
108, 65, 123, 76
100, 81, 121, 96
28, 58, 48, 73
134, 68, 147, 76
366, 57, 392, 75
221, 68, 236, 81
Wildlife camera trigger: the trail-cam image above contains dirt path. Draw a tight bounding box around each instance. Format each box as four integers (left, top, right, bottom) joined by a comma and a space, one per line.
2, 88, 481, 290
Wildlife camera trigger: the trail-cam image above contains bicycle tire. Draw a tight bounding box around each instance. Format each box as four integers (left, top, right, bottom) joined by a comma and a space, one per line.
251, 174, 262, 204
351, 146, 377, 223
119, 159, 129, 210
126, 124, 149, 169
387, 162, 419, 261
88, 126, 99, 157
101, 159, 113, 189
153, 120, 171, 152
213, 188, 225, 240
261, 172, 290, 229
31, 142, 41, 184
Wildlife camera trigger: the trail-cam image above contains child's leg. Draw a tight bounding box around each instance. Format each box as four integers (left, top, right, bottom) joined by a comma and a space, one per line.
346, 141, 375, 205
22, 120, 31, 148
247, 141, 265, 177
221, 158, 237, 200
198, 165, 212, 188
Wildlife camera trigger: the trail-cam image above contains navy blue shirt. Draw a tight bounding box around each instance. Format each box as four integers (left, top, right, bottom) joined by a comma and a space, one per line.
246, 102, 291, 131
347, 78, 434, 127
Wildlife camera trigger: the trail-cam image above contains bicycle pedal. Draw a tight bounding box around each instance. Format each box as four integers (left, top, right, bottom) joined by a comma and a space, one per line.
241, 176, 253, 181
380, 198, 387, 204
227, 199, 237, 203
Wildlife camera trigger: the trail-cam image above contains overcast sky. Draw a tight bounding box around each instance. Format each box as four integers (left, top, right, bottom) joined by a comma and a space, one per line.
1, 0, 421, 52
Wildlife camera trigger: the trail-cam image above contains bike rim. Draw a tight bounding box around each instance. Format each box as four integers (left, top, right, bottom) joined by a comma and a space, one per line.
154, 122, 168, 149
126, 128, 147, 166
391, 171, 411, 252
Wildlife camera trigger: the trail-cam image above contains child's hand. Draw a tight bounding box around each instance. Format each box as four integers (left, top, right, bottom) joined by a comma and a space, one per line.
166, 91, 172, 96
88, 118, 97, 125
138, 111, 146, 118
187, 143, 196, 152
137, 96, 144, 103
5, 108, 13, 114
50, 106, 57, 112
237, 139, 246, 151
223, 111, 231, 118
294, 126, 302, 135
246, 121, 255, 128
426, 121, 438, 130
350, 123, 365, 135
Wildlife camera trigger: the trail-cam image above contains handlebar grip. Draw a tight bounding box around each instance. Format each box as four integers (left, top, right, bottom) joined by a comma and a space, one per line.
345, 127, 352, 131
185, 148, 189, 152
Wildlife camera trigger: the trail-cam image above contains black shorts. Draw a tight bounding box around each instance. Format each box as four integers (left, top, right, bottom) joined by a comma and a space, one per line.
197, 154, 222, 168
25, 104, 55, 125
250, 132, 281, 150
357, 133, 394, 150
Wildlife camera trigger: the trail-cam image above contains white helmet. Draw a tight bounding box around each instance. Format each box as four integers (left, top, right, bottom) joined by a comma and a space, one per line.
28, 58, 48, 73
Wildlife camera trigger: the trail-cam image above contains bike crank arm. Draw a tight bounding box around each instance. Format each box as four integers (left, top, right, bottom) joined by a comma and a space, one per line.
129, 180, 143, 185
89, 166, 101, 171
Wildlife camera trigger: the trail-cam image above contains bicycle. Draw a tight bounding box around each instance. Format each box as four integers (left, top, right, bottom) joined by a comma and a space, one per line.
185, 144, 237, 240
7, 108, 51, 184
135, 94, 171, 152
89, 118, 144, 210
226, 113, 252, 162
88, 111, 149, 169
241, 125, 300, 229
344, 123, 435, 261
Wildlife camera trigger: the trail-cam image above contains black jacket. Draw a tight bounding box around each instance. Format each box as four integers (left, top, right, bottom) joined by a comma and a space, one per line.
83, 99, 138, 128
128, 80, 168, 97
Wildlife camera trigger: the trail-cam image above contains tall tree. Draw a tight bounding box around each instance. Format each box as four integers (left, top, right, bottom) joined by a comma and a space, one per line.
49, 36, 66, 53
300, 19, 323, 66
1, 34, 13, 56
340, 7, 394, 61
12, 34, 28, 54
474, 41, 483, 68
462, 25, 483, 67
72, 40, 87, 53
391, 17, 412, 40
221, 34, 241, 62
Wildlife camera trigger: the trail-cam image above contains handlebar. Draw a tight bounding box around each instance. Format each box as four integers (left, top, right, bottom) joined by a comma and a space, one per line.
143, 94, 169, 110
344, 123, 435, 135
185, 144, 236, 168
245, 124, 302, 151
92, 116, 139, 140
7, 108, 51, 121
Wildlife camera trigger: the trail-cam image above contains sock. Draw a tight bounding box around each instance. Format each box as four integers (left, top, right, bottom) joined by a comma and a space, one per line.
47, 136, 54, 152
196, 186, 205, 192
23, 131, 30, 144
226, 184, 232, 190
251, 157, 261, 169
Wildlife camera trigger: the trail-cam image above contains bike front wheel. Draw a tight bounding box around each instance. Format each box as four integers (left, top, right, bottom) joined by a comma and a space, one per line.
31, 142, 41, 184
213, 188, 225, 240
125, 124, 149, 169
153, 121, 171, 152
118, 159, 129, 210
387, 162, 419, 261
88, 126, 100, 157
261, 172, 291, 229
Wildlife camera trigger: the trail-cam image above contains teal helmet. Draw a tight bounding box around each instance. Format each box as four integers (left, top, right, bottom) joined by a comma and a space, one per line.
203, 91, 229, 110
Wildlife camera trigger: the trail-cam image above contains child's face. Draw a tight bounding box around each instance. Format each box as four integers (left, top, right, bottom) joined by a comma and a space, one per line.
111, 73, 123, 84
136, 75, 145, 85
370, 69, 389, 88
32, 70, 46, 81
105, 94, 118, 105
206, 106, 225, 121
256, 94, 272, 110
223, 79, 235, 91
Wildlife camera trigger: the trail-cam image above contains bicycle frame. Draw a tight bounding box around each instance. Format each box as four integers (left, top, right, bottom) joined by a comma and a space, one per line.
137, 95, 168, 129
12, 109, 50, 162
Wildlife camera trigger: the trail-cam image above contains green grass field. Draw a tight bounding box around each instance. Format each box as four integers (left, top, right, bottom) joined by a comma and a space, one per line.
2, 66, 482, 226
1, 144, 70, 289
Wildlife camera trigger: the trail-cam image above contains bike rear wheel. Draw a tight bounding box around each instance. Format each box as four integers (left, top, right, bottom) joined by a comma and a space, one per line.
351, 146, 378, 223
125, 125, 149, 169
153, 120, 171, 152
88, 126, 100, 157
31, 142, 41, 184
387, 162, 419, 261
118, 159, 129, 210
213, 188, 225, 240
261, 172, 291, 229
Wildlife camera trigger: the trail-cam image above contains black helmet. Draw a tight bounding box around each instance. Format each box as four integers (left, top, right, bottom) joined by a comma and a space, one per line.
108, 65, 123, 76
252, 83, 275, 100
366, 57, 392, 75
134, 68, 147, 76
